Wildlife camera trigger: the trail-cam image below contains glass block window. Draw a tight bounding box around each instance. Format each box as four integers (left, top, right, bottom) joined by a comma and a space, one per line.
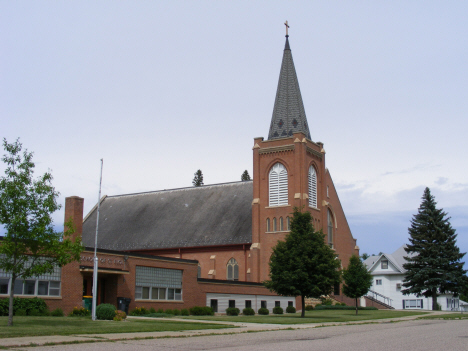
135, 266, 183, 301
135, 266, 182, 289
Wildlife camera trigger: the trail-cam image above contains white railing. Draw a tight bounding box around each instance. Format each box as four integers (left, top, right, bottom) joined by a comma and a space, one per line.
366, 290, 393, 307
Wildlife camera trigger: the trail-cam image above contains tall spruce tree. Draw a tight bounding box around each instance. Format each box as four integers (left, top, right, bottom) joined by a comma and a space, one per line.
402, 187, 466, 310
192, 169, 203, 187
241, 170, 251, 181
342, 255, 373, 315
264, 208, 341, 317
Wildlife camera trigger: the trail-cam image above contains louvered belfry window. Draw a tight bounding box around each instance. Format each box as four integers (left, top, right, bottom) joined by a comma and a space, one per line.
308, 165, 317, 208
269, 163, 288, 206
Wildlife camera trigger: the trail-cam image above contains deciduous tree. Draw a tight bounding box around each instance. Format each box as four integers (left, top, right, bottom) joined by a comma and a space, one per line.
342, 255, 373, 315
264, 208, 341, 317
0, 139, 83, 326
402, 187, 467, 310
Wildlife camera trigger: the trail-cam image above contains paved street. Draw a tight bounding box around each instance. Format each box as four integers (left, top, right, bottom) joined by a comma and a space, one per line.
16, 319, 468, 351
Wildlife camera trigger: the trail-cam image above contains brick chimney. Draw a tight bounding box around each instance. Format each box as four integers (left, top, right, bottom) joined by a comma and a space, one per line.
64, 196, 84, 241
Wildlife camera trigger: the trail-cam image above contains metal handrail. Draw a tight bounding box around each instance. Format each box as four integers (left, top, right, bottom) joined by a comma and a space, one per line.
366, 290, 393, 307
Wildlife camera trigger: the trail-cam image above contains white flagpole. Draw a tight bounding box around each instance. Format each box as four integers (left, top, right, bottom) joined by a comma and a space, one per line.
92, 159, 103, 321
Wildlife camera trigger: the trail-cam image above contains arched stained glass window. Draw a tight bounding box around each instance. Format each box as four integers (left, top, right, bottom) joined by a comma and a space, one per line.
227, 258, 239, 281
309, 165, 317, 208
286, 216, 290, 230
269, 163, 288, 206
273, 218, 277, 232
279, 217, 283, 231
266, 218, 270, 232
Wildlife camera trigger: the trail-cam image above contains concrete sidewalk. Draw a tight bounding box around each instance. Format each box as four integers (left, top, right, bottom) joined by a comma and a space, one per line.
0, 311, 460, 349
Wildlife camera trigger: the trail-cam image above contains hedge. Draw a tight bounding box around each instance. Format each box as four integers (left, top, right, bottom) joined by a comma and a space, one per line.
314, 305, 378, 310
189, 306, 214, 316
273, 306, 283, 314
0, 297, 48, 316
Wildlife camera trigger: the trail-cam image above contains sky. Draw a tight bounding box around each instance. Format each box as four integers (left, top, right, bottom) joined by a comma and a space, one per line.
1, 1, 467, 263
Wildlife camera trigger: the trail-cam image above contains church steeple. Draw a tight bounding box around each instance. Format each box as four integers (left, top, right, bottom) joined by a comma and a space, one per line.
268, 27, 311, 140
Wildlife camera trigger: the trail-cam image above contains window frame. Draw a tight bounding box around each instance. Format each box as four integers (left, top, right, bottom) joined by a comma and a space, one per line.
226, 258, 239, 281
308, 165, 318, 208
269, 163, 288, 207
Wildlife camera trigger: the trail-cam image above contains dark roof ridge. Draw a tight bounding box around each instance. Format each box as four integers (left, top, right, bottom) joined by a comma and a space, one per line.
106, 180, 253, 199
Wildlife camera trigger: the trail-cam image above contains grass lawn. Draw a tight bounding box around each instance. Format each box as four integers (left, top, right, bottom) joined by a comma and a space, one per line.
0, 316, 232, 339
177, 310, 428, 324
418, 313, 468, 320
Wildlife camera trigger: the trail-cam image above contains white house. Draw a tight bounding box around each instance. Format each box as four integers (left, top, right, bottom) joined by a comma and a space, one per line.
363, 245, 466, 311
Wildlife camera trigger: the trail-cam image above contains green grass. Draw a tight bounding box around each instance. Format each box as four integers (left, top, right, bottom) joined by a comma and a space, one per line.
177, 310, 428, 324
0, 316, 232, 339
418, 313, 468, 320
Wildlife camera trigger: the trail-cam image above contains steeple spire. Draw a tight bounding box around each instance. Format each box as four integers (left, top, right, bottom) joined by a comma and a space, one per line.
268, 25, 311, 140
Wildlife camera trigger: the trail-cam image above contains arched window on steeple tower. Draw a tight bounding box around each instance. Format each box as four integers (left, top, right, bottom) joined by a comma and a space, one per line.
308, 165, 317, 208
269, 163, 288, 206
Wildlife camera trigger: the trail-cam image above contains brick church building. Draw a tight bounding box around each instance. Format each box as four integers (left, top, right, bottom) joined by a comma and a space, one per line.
0, 33, 360, 315
80, 33, 359, 284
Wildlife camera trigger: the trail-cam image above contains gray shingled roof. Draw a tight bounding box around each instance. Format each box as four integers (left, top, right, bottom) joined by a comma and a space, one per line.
268, 36, 311, 140
82, 181, 253, 251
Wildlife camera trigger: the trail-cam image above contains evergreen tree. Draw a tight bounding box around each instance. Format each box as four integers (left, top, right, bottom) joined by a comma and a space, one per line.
241, 170, 251, 181
192, 169, 203, 187
0, 139, 83, 326
360, 253, 370, 261
342, 255, 373, 315
264, 208, 341, 317
402, 187, 467, 310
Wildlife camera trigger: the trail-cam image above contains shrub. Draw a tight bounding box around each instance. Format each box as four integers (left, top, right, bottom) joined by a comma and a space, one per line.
51, 308, 64, 317
96, 303, 116, 320
69, 306, 90, 317
129, 307, 148, 316
273, 306, 283, 314
113, 310, 127, 321
305, 305, 314, 311
149, 307, 156, 314
28, 309, 41, 316
157, 308, 164, 313
258, 307, 269, 315
181, 308, 189, 316
321, 298, 333, 306
286, 306, 296, 313
165, 309, 174, 315
0, 297, 49, 316
173, 309, 181, 316
15, 309, 27, 316
314, 305, 378, 310
226, 307, 240, 316
242, 307, 255, 315
189, 306, 214, 316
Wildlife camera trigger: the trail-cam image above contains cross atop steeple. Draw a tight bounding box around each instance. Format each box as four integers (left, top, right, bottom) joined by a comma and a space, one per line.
284, 21, 289, 36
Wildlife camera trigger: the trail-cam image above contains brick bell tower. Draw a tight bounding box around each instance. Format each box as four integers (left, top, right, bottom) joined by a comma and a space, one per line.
251, 31, 330, 283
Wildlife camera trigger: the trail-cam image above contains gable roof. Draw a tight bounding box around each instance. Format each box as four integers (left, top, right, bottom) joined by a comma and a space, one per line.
363, 245, 416, 273
268, 35, 311, 140
81, 181, 253, 251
